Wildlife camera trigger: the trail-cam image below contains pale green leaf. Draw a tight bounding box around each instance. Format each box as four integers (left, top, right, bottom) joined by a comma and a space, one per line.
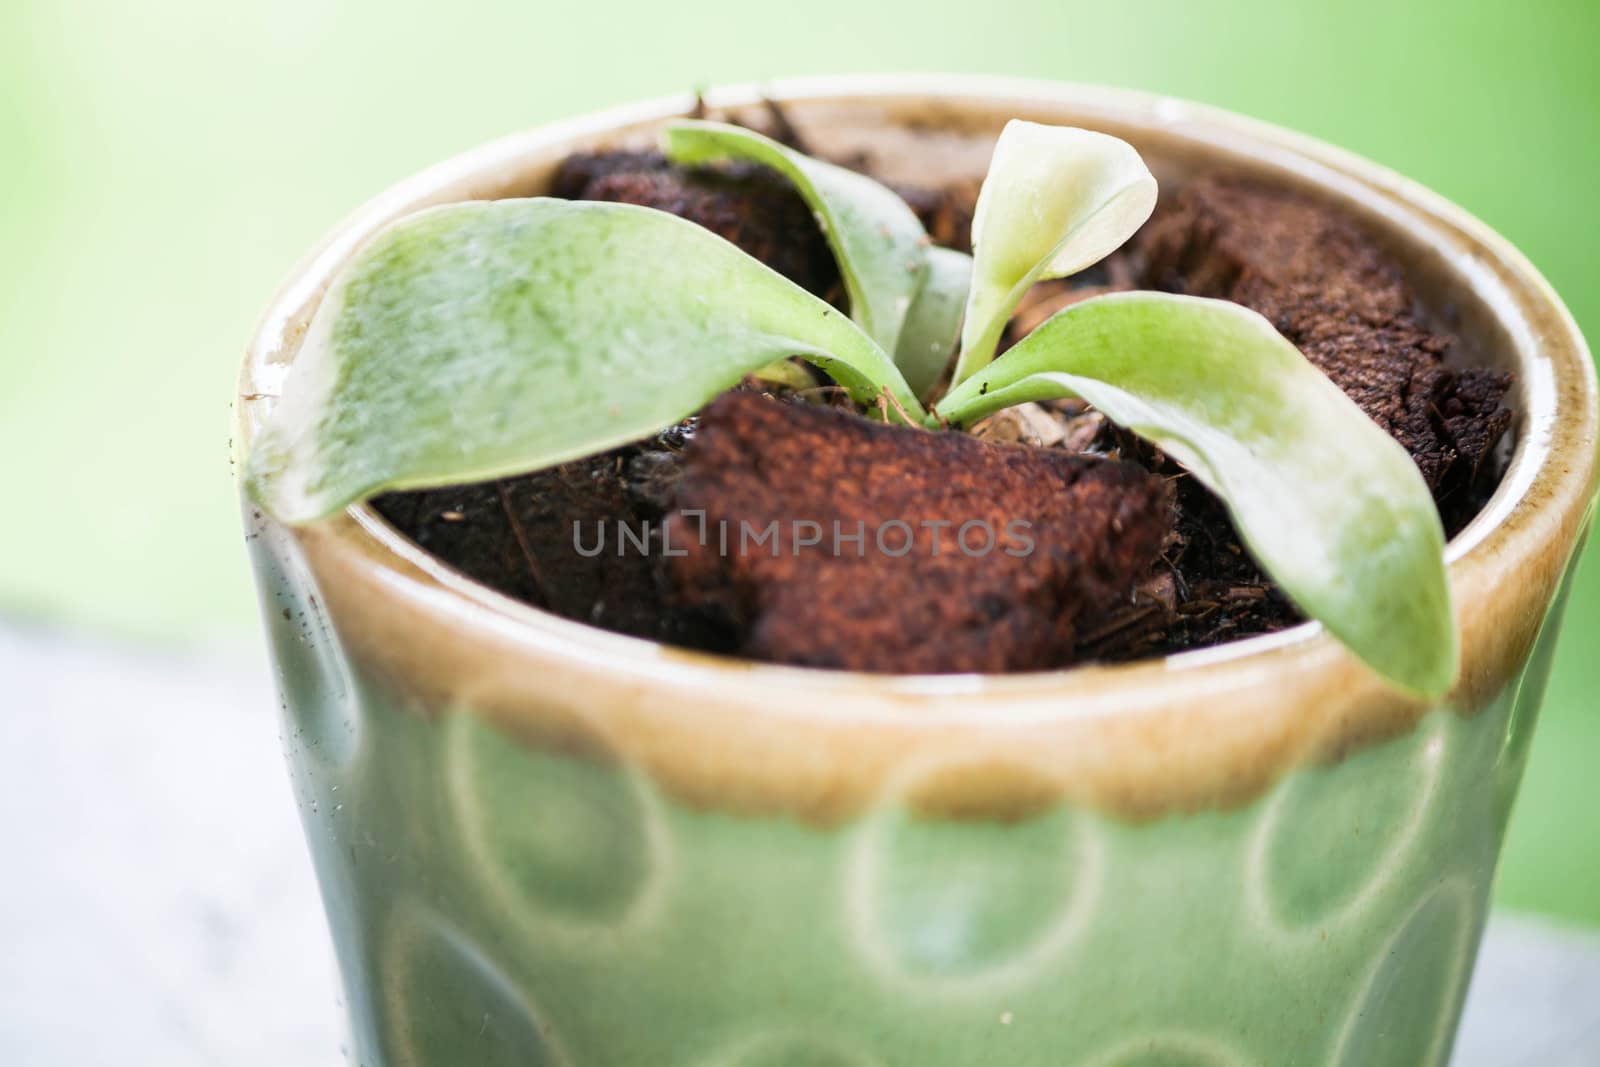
894, 246, 972, 398
662, 119, 929, 358
247, 197, 921, 523
953, 120, 1157, 385
935, 291, 1456, 697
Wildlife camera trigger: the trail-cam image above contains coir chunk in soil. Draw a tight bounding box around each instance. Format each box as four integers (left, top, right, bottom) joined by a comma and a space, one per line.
1137, 174, 1512, 524
552, 150, 842, 298
662, 392, 1172, 673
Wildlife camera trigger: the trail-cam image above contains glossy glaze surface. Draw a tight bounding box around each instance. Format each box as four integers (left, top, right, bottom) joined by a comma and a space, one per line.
251, 503, 1578, 1065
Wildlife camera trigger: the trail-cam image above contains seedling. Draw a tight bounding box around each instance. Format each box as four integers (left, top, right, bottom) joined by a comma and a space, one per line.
246, 118, 1456, 696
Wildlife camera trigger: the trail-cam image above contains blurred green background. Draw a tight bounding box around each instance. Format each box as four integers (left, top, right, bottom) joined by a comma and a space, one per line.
1, 0, 1593, 921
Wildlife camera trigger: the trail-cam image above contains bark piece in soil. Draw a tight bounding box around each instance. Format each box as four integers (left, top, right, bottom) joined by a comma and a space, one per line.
1136, 174, 1512, 526
663, 392, 1173, 673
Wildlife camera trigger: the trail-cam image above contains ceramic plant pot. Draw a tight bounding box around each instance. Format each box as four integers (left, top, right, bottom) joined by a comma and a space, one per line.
237, 77, 1597, 1067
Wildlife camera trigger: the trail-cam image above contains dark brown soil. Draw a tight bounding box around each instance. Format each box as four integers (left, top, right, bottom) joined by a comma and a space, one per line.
1067, 418, 1306, 661
373, 140, 1514, 674
369, 423, 722, 651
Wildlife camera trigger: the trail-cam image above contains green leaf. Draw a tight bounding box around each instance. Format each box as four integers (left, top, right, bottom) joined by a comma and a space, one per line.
894, 247, 972, 398
662, 119, 929, 359
952, 120, 1157, 385
935, 291, 1457, 698
247, 197, 921, 523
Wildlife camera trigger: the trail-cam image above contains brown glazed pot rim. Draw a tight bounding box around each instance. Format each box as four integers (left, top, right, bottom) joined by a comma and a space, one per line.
237, 76, 1597, 821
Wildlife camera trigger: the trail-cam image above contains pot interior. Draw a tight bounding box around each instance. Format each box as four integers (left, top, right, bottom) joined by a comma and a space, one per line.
362, 87, 1530, 559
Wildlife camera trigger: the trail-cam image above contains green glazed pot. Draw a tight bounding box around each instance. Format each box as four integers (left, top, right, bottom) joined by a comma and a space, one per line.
238, 77, 1598, 1067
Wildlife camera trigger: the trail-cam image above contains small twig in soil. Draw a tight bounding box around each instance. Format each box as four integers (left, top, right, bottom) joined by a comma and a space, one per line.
879, 385, 922, 429
1076, 603, 1161, 646
1159, 553, 1192, 602
761, 97, 810, 152
495, 480, 554, 609
1177, 599, 1220, 619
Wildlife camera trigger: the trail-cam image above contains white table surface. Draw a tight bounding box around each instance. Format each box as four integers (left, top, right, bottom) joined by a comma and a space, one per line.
3, 621, 1597, 1066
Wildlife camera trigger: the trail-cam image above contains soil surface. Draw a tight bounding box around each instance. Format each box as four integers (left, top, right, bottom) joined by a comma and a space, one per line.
373, 134, 1513, 674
